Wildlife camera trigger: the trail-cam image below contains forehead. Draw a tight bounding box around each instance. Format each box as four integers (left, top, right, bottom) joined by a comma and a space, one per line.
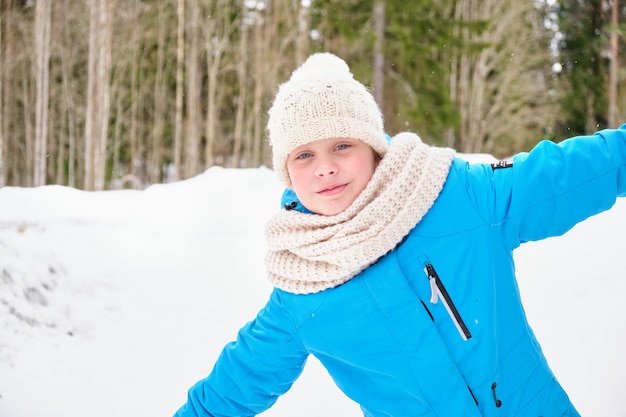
291, 137, 361, 152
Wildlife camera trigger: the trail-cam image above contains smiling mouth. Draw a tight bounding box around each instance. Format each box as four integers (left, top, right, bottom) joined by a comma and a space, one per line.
318, 184, 347, 197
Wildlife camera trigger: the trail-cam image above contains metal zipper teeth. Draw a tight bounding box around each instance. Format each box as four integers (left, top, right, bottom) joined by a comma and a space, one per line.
424, 263, 472, 341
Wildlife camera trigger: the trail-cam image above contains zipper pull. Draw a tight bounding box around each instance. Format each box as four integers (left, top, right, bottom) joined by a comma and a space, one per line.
491, 382, 502, 407
424, 264, 439, 304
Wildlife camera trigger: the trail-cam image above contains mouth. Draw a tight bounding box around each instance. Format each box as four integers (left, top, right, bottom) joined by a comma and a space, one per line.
317, 183, 348, 197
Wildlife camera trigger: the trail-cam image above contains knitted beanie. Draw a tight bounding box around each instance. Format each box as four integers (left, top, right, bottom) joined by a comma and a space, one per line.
267, 52, 388, 187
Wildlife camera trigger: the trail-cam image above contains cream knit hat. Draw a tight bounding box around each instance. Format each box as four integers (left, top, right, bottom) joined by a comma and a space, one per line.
267, 52, 387, 187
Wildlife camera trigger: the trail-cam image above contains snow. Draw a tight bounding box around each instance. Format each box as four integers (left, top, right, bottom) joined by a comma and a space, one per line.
1, 164, 625, 417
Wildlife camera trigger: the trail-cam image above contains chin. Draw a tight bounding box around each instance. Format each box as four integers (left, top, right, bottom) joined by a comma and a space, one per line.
322, 204, 349, 216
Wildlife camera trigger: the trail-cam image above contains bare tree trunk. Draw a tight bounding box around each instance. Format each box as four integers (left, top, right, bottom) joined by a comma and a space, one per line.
151, 0, 167, 184
205, 0, 228, 169
232, 22, 248, 168
22, 68, 33, 186
295, 0, 309, 64
373, 1, 385, 110
185, 0, 201, 178
585, 94, 597, 133
61, 3, 76, 187
250, 8, 265, 168
173, 0, 185, 181
94, 0, 113, 190
129, 6, 140, 182
0, 7, 4, 188
2, 3, 15, 186
53, 2, 65, 185
176, 0, 190, 179
34, 0, 51, 186
608, 0, 619, 128
84, 0, 98, 190
112, 87, 122, 184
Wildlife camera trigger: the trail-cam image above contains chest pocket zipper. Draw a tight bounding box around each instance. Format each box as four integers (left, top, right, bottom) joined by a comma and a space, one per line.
424, 263, 472, 341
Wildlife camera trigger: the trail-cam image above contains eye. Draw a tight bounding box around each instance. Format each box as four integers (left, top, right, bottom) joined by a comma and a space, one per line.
295, 152, 312, 160
336, 143, 350, 151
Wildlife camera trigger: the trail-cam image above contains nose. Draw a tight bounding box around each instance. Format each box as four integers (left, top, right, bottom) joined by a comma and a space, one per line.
314, 156, 338, 178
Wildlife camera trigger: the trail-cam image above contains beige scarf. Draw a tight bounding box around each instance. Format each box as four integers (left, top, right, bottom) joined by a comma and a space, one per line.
265, 132, 455, 294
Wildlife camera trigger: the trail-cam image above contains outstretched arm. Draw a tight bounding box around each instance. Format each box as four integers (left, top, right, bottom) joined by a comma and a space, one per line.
464, 125, 626, 248
174, 290, 309, 417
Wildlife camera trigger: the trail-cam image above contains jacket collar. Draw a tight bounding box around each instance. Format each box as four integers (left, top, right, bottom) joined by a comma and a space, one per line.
281, 188, 315, 214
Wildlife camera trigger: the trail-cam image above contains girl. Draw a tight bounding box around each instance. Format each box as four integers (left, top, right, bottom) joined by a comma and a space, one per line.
174, 52, 626, 416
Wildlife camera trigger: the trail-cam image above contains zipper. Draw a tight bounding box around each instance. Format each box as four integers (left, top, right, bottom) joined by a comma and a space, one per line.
491, 382, 502, 407
424, 263, 472, 341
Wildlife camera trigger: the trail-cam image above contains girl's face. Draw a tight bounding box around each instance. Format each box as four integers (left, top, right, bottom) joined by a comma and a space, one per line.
286, 138, 379, 216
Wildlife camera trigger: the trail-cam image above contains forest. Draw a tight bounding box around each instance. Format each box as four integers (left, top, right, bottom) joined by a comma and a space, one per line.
0, 0, 624, 190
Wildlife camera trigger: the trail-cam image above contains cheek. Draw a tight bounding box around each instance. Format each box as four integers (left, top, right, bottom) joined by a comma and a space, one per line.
287, 165, 306, 190
360, 153, 378, 177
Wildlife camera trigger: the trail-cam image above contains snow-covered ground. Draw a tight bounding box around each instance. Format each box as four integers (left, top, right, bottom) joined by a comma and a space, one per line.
1, 165, 625, 417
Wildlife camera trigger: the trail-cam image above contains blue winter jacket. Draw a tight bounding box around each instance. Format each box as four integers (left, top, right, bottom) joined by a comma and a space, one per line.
175, 126, 626, 416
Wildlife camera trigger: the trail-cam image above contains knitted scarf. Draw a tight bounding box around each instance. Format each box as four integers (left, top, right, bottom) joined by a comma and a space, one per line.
265, 132, 455, 294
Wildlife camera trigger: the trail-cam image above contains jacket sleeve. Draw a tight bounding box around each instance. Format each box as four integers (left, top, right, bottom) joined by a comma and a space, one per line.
464, 125, 626, 249
174, 290, 309, 417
